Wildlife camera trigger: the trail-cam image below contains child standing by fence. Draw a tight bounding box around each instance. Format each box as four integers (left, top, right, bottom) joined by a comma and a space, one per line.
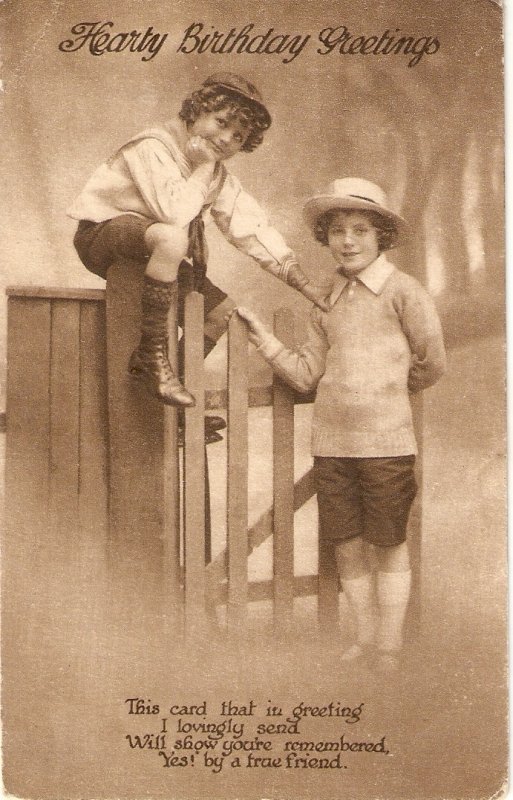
68, 72, 327, 420
237, 178, 446, 671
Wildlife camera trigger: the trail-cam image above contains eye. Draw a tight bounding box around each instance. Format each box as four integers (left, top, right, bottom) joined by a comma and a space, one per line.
233, 132, 244, 143
354, 226, 369, 234
216, 117, 227, 127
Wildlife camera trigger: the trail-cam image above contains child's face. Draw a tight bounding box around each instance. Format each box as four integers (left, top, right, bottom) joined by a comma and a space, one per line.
327, 211, 380, 276
189, 107, 250, 160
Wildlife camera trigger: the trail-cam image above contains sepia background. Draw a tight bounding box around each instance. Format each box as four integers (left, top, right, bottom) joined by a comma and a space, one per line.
0, 0, 507, 798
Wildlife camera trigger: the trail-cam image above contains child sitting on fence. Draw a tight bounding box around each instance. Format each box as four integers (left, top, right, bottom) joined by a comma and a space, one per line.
236, 178, 446, 671
68, 72, 327, 421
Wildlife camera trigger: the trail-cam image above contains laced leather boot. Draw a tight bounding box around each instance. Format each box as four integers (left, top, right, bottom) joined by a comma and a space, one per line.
128, 276, 195, 407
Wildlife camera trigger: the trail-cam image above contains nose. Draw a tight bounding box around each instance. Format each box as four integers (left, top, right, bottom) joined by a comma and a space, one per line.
218, 128, 233, 144
342, 231, 355, 246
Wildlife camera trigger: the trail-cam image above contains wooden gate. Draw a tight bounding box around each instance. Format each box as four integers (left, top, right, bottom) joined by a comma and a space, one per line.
4, 266, 422, 639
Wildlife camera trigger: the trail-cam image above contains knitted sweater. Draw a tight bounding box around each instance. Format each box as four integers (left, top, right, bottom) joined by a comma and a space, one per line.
257, 255, 446, 457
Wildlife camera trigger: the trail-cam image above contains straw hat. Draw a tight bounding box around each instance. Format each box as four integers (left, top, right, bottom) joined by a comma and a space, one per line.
202, 73, 272, 127
303, 178, 405, 238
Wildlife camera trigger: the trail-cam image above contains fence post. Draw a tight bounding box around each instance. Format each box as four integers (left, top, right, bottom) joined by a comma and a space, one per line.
272, 309, 296, 634
163, 298, 182, 628
226, 314, 249, 633
105, 260, 182, 632
406, 393, 423, 639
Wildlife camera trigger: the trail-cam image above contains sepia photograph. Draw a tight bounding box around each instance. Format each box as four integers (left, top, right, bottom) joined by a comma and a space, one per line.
1, 0, 507, 798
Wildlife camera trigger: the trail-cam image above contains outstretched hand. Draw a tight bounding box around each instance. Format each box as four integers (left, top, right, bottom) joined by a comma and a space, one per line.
301, 282, 330, 311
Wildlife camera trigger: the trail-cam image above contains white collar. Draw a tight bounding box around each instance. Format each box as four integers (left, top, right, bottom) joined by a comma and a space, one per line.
328, 254, 395, 307
164, 117, 190, 153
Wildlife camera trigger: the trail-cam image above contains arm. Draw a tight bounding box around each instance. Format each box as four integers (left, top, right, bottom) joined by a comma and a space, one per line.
121, 138, 216, 227
397, 282, 447, 393
237, 306, 329, 393
212, 176, 329, 310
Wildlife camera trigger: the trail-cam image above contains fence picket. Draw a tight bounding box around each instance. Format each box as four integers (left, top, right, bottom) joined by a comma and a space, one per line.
163, 300, 182, 624
226, 314, 249, 632
183, 291, 206, 635
272, 309, 296, 633
49, 300, 80, 544
5, 296, 51, 660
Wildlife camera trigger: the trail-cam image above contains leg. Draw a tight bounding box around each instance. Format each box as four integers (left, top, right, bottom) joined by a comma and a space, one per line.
359, 456, 417, 670
374, 542, 412, 662
73, 215, 153, 279
203, 297, 237, 438
335, 537, 376, 661
203, 296, 237, 344
128, 224, 195, 406
177, 269, 236, 368
74, 215, 195, 405
315, 457, 375, 660
144, 223, 187, 283
335, 535, 369, 581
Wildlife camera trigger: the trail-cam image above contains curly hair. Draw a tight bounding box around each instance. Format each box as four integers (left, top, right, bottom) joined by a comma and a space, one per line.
179, 86, 270, 153
314, 208, 400, 252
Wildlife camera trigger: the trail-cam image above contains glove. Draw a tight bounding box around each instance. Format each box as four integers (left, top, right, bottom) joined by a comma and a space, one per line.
284, 259, 329, 311
300, 281, 330, 311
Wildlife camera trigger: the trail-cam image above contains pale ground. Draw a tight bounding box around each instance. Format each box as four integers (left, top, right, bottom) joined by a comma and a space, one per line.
0, 334, 508, 800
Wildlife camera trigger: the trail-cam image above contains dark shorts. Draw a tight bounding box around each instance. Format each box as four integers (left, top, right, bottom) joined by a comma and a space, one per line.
73, 215, 228, 318
314, 455, 418, 547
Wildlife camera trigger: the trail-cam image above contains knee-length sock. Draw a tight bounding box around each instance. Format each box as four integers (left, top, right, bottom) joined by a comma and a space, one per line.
376, 570, 412, 652
340, 572, 376, 647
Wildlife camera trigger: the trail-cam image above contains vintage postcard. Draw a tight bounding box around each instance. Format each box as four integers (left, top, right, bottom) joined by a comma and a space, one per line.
1, 0, 507, 798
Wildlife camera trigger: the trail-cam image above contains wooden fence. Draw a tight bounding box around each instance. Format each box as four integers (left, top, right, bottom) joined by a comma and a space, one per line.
4, 261, 422, 639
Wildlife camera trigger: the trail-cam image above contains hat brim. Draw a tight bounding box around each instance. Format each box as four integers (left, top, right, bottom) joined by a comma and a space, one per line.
303, 196, 406, 238
208, 81, 272, 127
